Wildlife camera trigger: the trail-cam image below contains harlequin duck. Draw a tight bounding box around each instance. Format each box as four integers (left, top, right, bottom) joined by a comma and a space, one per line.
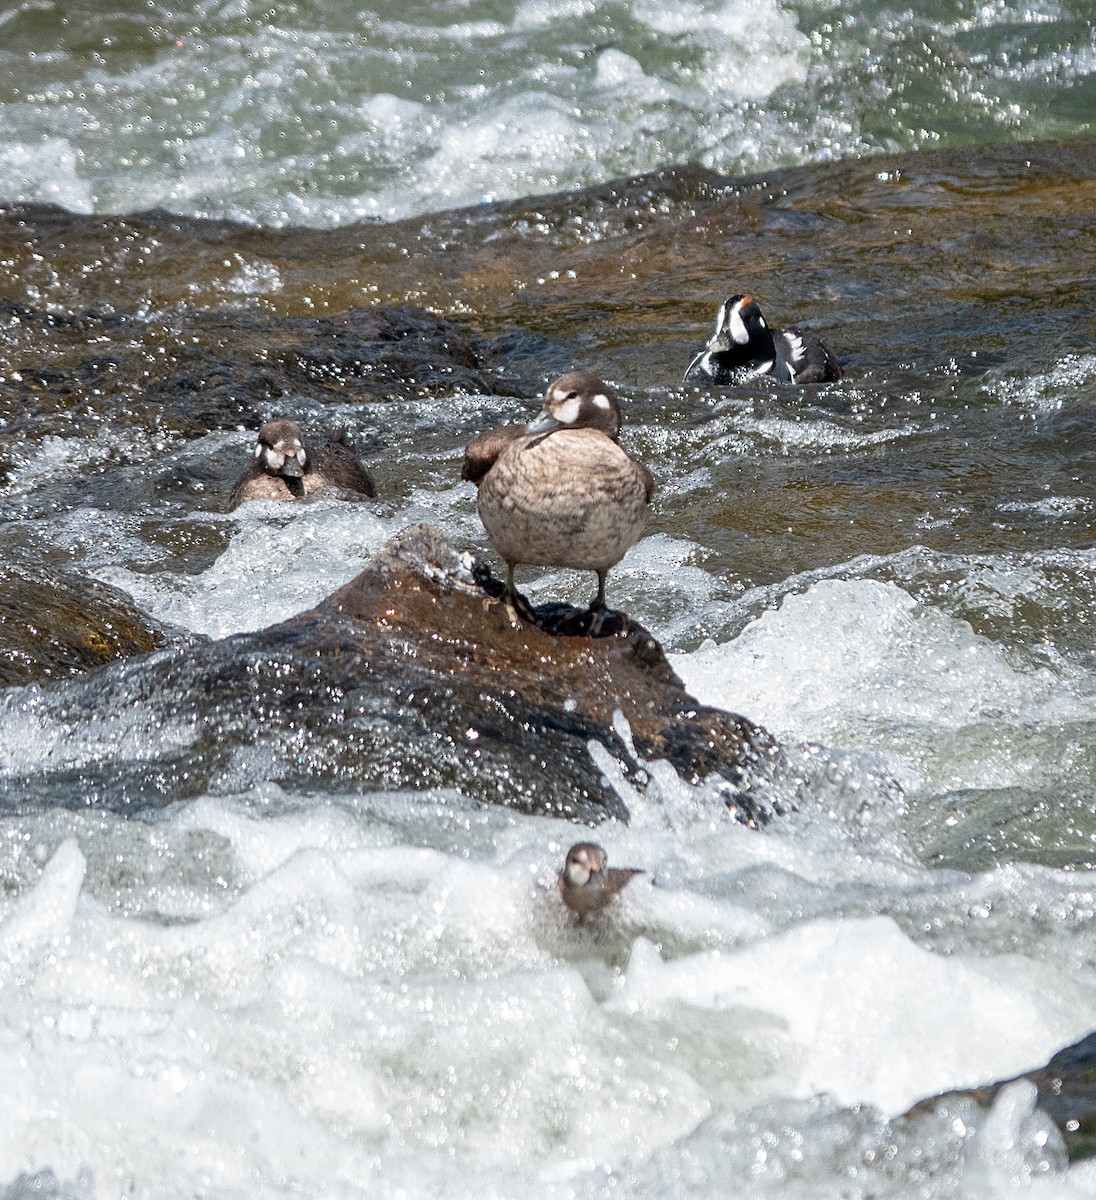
462, 371, 653, 620
228, 417, 376, 510
683, 294, 843, 385
557, 842, 644, 922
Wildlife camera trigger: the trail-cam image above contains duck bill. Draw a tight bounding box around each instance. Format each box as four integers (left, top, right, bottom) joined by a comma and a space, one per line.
525, 412, 562, 434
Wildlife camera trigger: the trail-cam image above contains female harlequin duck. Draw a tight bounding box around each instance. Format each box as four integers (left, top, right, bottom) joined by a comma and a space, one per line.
228, 417, 376, 510
557, 842, 644, 923
683, 294, 843, 385
461, 371, 653, 619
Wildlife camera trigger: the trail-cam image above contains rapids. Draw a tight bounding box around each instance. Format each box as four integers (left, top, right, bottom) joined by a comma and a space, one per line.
0, 1, 1095, 1191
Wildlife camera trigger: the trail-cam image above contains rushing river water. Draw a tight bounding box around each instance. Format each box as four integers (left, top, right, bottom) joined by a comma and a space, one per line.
2, 1, 1096, 1198
1, 0, 1095, 223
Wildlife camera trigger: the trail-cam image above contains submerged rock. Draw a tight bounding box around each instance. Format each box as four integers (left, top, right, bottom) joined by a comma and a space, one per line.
0, 554, 175, 687
0, 525, 778, 823
0, 284, 546, 491
906, 1030, 1096, 1161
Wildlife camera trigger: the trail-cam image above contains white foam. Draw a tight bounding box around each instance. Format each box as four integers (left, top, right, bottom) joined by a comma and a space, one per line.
0, 0, 814, 226
988, 353, 1096, 413
573, 1078, 1088, 1199
100, 476, 482, 639
0, 680, 200, 779
104, 501, 391, 637
612, 916, 1094, 1115
1, 755, 1096, 1199
0, 138, 94, 213
732, 412, 918, 452
670, 577, 1096, 795
0, 427, 167, 500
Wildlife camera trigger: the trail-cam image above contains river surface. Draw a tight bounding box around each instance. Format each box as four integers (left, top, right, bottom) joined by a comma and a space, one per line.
1, 0, 1094, 223
2, 2, 1096, 1198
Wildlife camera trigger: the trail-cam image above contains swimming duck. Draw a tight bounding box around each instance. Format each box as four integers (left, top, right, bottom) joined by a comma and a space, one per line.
462, 371, 653, 620
228, 417, 376, 510
557, 842, 644, 921
683, 294, 843, 385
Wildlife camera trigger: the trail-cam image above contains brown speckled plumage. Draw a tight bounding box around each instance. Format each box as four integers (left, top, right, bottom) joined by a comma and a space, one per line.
462, 372, 653, 612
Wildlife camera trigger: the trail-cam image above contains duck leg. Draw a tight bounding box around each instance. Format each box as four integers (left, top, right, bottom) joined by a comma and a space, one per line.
585, 570, 608, 636
504, 563, 540, 625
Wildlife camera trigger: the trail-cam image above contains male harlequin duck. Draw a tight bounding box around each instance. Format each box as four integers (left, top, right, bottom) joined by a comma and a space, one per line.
461, 371, 654, 620
228, 417, 376, 510
683, 294, 843, 386
557, 842, 644, 922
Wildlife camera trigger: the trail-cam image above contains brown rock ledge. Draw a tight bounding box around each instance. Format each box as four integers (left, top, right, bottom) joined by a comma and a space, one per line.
312, 522, 780, 823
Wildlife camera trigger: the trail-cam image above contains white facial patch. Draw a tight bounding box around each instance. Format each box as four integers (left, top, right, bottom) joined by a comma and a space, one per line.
712, 304, 728, 340
253, 443, 264, 459
566, 859, 591, 885
729, 305, 750, 345
553, 396, 581, 425
592, 393, 611, 410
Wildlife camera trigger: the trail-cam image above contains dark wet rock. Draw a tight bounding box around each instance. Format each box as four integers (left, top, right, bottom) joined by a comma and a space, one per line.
319, 525, 776, 817
0, 525, 779, 823
0, 1168, 89, 1200
906, 1030, 1096, 1161
0, 555, 176, 687
0, 288, 576, 489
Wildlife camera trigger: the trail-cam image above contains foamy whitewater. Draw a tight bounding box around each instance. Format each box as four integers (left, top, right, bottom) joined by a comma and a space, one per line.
1, 0, 1093, 224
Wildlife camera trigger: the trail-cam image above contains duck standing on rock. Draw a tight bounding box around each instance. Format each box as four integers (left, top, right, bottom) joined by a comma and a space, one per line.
229, 417, 376, 510
683, 294, 843, 385
461, 371, 654, 624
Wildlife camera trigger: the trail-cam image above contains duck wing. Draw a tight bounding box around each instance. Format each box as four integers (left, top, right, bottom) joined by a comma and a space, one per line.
605, 867, 644, 895
461, 424, 528, 485
314, 437, 377, 497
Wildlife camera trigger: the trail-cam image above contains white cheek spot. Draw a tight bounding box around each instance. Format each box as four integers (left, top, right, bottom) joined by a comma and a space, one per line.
713, 304, 728, 339
554, 396, 581, 425
729, 307, 750, 345
551, 386, 569, 402
593, 393, 611, 410
253, 443, 263, 459
758, 315, 767, 329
